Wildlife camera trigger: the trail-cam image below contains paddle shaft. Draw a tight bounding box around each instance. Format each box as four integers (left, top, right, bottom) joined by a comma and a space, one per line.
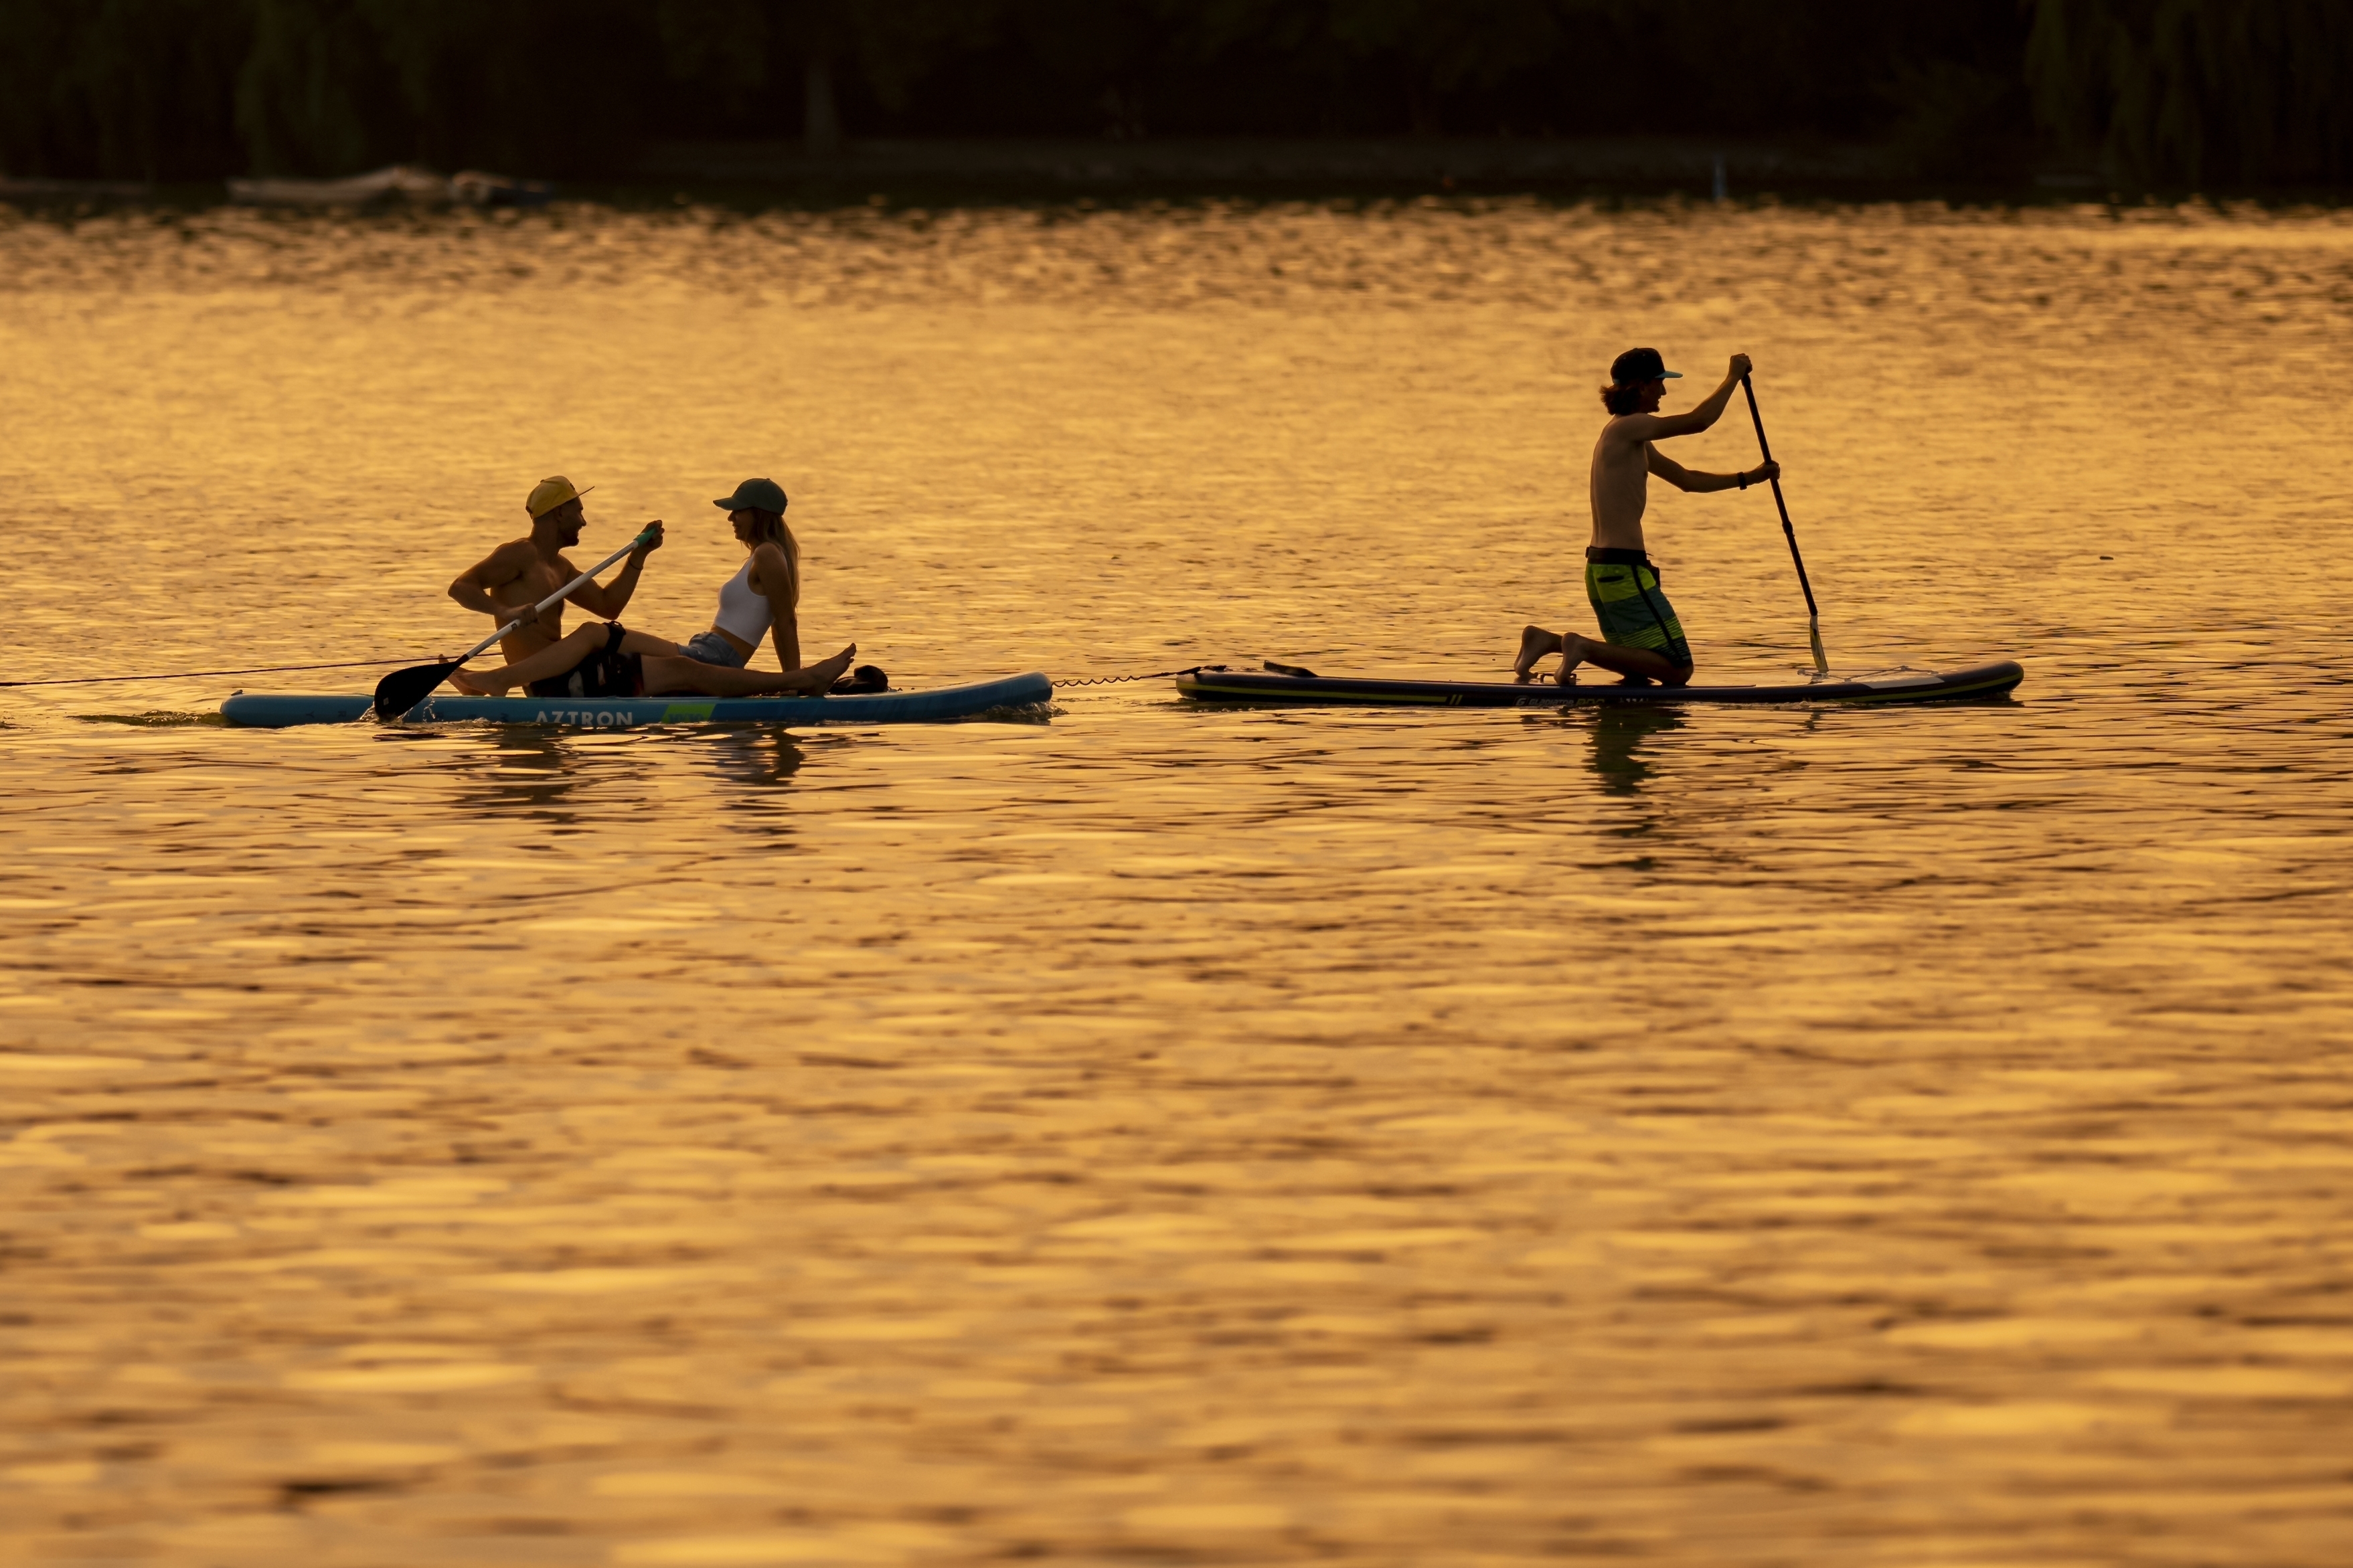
455, 530, 651, 665
1738, 375, 1820, 621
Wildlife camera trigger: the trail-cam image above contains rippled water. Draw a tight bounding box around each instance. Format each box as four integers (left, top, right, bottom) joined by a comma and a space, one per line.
5, 197, 2352, 1565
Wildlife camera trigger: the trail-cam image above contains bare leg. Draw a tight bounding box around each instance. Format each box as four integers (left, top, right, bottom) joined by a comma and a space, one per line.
1559, 632, 1691, 687
449, 624, 606, 695
1514, 625, 1564, 683
642, 644, 857, 697
448, 627, 681, 695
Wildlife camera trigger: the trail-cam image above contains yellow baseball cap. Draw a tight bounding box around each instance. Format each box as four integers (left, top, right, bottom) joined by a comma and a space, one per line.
526, 475, 596, 517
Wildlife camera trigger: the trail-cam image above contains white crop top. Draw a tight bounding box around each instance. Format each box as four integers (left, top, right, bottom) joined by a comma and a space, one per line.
714, 559, 773, 643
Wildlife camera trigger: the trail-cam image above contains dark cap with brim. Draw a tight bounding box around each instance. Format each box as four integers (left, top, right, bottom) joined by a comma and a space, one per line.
1609, 347, 1682, 385
714, 476, 789, 514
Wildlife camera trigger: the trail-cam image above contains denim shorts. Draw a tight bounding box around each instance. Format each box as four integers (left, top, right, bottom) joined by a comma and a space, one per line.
681, 630, 750, 669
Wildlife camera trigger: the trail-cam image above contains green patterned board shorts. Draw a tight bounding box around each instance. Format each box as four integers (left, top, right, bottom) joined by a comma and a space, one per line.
1585, 553, 1693, 668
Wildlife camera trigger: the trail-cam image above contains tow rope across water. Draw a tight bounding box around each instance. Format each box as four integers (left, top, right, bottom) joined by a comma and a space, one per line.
7, 660, 1204, 692
0, 656, 428, 689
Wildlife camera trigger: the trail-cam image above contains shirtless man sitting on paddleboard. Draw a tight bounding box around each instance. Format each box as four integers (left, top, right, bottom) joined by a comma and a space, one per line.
1513, 348, 1779, 686
446, 475, 853, 699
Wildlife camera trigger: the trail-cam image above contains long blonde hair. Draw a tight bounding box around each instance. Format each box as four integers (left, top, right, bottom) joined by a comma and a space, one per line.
744, 507, 799, 606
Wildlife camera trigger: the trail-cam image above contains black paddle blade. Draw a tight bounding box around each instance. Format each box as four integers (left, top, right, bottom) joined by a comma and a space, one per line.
372, 660, 460, 720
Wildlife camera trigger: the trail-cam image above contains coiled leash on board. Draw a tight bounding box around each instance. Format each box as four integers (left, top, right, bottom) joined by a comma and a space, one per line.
1056, 661, 1315, 689
1056, 665, 1208, 688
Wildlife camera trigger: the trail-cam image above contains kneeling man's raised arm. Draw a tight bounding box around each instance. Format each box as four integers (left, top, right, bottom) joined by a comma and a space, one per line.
1637, 353, 1755, 441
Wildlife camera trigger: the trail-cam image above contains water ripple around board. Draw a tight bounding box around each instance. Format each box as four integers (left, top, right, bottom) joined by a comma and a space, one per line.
1, 199, 2350, 1566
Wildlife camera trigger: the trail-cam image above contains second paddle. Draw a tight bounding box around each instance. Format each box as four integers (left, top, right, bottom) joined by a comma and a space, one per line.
1738, 373, 1828, 676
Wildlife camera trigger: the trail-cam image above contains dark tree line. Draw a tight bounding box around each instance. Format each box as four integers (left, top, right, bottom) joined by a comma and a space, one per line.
2026, 0, 2350, 187
0, 1, 2343, 187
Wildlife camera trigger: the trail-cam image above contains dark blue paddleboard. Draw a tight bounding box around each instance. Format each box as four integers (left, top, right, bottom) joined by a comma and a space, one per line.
1174, 662, 2023, 708
221, 672, 1052, 728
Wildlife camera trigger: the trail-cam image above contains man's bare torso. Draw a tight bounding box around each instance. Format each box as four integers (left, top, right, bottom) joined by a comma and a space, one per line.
481, 539, 584, 661
1589, 416, 1653, 552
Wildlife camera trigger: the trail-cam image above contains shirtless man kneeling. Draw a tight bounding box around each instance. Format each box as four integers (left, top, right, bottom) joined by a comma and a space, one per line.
446, 475, 852, 699
1513, 349, 1779, 686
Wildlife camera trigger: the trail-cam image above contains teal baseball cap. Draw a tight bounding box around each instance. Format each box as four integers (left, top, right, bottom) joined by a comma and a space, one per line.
714, 476, 789, 513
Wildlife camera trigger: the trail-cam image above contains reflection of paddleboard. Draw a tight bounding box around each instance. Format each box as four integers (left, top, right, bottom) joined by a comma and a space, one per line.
1174, 662, 2024, 708
220, 673, 1052, 728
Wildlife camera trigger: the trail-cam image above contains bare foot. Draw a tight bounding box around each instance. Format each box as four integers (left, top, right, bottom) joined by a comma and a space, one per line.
1554, 632, 1591, 686
1513, 624, 1556, 683
447, 665, 496, 695
809, 643, 858, 690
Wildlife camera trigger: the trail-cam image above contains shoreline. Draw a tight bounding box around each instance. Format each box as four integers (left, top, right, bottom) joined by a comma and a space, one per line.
9, 135, 2346, 212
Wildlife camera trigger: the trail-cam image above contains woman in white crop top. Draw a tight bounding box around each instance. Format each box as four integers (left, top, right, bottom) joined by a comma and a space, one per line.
688, 475, 802, 672
450, 476, 859, 699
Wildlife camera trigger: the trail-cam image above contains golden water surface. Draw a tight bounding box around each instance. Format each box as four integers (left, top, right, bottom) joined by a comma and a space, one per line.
3, 197, 2352, 1565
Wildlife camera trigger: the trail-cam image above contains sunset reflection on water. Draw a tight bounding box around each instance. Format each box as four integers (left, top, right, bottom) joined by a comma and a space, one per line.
3, 196, 2350, 1564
